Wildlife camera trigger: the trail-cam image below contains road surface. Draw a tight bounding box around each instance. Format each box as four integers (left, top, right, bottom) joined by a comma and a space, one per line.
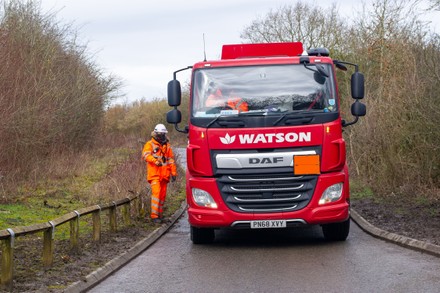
89, 213, 440, 293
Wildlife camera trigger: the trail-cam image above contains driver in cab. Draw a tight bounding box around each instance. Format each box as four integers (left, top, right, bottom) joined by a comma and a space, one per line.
205, 84, 248, 112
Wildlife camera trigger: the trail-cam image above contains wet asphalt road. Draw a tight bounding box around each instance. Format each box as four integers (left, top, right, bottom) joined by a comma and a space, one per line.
89, 212, 440, 293
89, 149, 440, 292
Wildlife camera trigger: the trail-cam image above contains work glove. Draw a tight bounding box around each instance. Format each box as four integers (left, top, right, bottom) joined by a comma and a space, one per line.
155, 160, 162, 166
171, 176, 176, 182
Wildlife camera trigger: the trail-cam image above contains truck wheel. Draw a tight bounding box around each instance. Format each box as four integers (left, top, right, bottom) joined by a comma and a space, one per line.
191, 226, 215, 244
322, 219, 350, 241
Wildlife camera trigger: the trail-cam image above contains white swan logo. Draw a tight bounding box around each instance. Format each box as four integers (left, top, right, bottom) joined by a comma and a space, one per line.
220, 133, 236, 145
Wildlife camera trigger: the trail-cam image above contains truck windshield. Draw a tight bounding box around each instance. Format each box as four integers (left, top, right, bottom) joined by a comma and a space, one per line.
192, 64, 337, 118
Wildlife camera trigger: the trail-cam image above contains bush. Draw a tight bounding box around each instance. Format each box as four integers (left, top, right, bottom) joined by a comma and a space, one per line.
104, 92, 190, 146
0, 1, 120, 175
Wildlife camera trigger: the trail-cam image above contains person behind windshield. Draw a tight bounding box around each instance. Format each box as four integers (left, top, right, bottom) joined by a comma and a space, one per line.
226, 92, 248, 112
205, 84, 248, 112
205, 85, 225, 108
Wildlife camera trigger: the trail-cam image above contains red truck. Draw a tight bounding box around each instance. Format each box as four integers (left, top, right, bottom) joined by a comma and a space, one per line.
166, 42, 366, 244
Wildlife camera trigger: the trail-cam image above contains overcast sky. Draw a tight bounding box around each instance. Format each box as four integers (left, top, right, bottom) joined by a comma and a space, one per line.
39, 0, 439, 105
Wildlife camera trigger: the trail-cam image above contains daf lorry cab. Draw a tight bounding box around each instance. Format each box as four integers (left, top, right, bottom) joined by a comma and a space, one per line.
167, 42, 366, 244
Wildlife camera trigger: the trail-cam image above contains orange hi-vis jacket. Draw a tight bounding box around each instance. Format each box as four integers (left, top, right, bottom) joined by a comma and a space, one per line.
142, 137, 177, 182
227, 96, 248, 112
205, 89, 248, 112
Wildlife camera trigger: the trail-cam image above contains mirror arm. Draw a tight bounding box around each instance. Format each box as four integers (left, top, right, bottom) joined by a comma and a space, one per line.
174, 123, 188, 134
342, 116, 359, 127
333, 60, 359, 72
173, 66, 192, 80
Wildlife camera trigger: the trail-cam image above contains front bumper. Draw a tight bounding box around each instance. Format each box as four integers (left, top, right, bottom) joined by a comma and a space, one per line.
187, 171, 349, 228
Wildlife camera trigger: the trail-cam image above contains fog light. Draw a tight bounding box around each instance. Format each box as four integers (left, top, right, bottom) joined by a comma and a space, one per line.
319, 183, 343, 205
192, 188, 218, 209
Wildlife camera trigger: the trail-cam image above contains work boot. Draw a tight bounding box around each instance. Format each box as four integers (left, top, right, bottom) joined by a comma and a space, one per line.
152, 218, 162, 224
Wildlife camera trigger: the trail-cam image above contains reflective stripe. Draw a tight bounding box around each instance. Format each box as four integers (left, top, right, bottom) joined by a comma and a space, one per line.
151, 142, 161, 153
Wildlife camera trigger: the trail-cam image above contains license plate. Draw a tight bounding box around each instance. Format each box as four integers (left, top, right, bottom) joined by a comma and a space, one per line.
250, 220, 287, 229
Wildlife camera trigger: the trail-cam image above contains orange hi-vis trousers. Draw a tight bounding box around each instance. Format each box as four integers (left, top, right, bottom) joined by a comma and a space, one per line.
150, 180, 168, 219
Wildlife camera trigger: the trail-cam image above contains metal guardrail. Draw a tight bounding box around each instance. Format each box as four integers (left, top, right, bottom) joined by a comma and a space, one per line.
0, 193, 144, 291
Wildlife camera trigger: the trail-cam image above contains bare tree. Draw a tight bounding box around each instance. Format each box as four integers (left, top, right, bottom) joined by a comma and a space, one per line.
0, 1, 121, 174
427, 0, 440, 10
345, 0, 440, 194
240, 1, 347, 52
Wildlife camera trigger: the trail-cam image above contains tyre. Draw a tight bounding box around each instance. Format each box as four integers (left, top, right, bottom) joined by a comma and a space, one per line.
190, 226, 215, 244
322, 219, 350, 241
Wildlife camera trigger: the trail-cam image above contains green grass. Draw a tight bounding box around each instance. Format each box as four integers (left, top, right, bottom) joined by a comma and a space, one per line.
0, 203, 49, 227
0, 146, 188, 244
0, 200, 94, 239
350, 180, 375, 200
164, 189, 186, 218
0, 147, 134, 231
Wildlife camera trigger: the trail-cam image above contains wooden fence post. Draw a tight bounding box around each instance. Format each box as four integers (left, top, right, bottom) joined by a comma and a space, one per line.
70, 212, 80, 251
42, 222, 55, 268
123, 203, 130, 226
139, 194, 146, 218
138, 196, 143, 218
133, 197, 139, 218
92, 208, 101, 242
109, 203, 117, 232
1, 229, 14, 291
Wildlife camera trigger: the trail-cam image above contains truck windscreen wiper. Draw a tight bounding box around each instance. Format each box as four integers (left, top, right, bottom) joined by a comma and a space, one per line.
207, 115, 247, 128
206, 111, 264, 128
272, 111, 316, 126
206, 115, 224, 128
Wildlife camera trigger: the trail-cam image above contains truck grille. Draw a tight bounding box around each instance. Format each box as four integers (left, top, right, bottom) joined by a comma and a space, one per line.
217, 173, 317, 213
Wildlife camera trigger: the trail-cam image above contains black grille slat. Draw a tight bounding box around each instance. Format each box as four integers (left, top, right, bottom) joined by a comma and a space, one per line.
238, 203, 298, 212
217, 173, 317, 213
227, 175, 304, 181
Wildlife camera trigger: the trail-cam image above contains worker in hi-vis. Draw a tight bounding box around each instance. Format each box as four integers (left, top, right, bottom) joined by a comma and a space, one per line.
142, 124, 177, 223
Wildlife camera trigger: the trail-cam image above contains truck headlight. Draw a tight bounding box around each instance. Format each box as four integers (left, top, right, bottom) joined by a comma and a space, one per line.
319, 183, 343, 205
192, 188, 218, 209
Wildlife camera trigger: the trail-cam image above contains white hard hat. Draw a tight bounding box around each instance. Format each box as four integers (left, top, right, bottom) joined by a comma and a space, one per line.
154, 123, 168, 133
